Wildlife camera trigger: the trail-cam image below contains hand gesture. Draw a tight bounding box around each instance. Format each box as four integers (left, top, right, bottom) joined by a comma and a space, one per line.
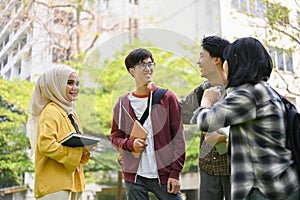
80, 143, 98, 164
80, 151, 90, 164
133, 138, 147, 153
201, 86, 222, 107
203, 132, 227, 146
167, 177, 181, 194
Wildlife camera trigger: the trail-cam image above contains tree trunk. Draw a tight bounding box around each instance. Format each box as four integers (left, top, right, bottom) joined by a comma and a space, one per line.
116, 170, 123, 200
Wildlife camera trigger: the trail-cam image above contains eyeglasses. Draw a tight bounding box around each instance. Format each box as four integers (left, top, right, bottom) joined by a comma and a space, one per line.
136, 62, 155, 70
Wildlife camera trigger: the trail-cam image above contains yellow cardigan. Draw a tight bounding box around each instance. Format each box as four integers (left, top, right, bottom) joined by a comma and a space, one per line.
34, 102, 87, 198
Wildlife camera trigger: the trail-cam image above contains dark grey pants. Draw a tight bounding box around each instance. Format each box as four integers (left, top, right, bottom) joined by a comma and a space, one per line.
199, 169, 231, 200
125, 175, 183, 200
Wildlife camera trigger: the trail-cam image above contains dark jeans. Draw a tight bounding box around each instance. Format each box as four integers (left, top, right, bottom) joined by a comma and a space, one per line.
199, 169, 231, 200
247, 188, 300, 200
125, 175, 183, 200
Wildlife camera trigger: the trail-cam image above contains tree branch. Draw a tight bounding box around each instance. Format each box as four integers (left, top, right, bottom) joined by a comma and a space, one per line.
273, 69, 300, 96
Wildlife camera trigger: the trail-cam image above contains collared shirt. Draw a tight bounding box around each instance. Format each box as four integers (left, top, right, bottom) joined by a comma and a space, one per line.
198, 136, 229, 175
180, 81, 230, 176
197, 81, 299, 200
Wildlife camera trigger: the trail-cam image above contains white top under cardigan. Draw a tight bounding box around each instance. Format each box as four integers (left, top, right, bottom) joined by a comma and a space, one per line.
128, 92, 158, 179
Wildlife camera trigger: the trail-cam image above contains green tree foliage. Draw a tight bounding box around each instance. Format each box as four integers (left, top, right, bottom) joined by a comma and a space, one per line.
246, 0, 300, 45
0, 78, 34, 187
266, 2, 290, 27
265, 1, 300, 46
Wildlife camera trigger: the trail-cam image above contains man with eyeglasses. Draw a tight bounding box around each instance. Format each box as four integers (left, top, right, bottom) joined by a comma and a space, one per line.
110, 48, 186, 200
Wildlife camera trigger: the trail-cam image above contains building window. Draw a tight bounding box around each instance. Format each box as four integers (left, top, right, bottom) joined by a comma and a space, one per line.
13, 61, 21, 78
4, 35, 9, 46
251, 0, 264, 16
4, 69, 11, 80
2, 55, 8, 68
129, 0, 139, 5
128, 17, 139, 40
269, 47, 293, 72
12, 44, 19, 57
285, 53, 293, 72
231, 0, 265, 17
20, 35, 27, 50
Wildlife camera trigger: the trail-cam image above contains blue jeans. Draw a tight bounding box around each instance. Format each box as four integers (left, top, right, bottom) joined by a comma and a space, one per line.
247, 188, 299, 200
125, 176, 183, 200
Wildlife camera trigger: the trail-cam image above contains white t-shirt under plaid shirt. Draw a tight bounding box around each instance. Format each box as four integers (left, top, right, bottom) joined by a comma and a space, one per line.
197, 81, 299, 200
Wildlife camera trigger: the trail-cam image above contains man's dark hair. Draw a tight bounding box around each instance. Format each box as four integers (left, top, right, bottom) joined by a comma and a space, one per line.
202, 36, 230, 64
125, 48, 154, 72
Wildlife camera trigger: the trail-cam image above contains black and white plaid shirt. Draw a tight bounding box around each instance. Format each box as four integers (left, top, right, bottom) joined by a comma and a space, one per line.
197, 81, 299, 200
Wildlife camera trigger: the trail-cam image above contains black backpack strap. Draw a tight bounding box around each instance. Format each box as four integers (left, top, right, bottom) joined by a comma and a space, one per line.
152, 88, 167, 105
139, 88, 167, 125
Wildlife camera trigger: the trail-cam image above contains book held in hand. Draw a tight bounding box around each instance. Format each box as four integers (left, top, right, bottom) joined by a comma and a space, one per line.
129, 120, 148, 140
59, 132, 101, 147
130, 120, 148, 158
215, 141, 228, 155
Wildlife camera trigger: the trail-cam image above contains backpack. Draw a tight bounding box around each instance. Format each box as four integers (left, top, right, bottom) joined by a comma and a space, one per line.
272, 88, 300, 182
